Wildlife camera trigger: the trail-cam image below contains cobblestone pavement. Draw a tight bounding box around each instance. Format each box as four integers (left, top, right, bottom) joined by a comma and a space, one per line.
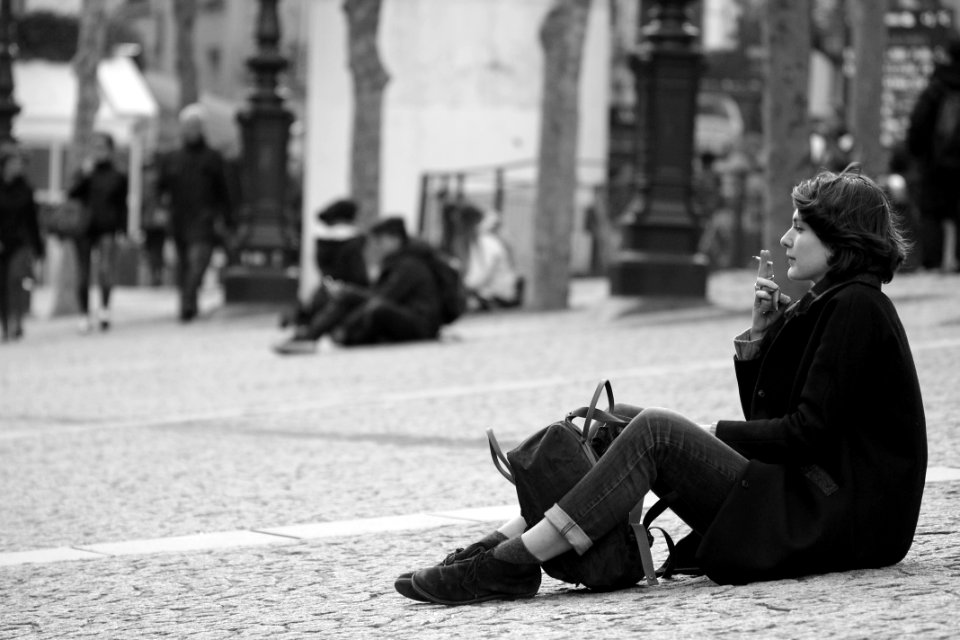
1, 270, 958, 638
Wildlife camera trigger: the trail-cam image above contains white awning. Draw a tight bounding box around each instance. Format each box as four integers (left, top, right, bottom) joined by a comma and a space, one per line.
12, 56, 159, 146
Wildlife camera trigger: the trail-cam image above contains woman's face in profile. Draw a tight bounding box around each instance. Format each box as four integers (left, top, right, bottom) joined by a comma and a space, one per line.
780, 210, 832, 284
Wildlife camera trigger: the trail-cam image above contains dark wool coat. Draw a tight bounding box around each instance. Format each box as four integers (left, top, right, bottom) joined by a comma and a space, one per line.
68, 161, 129, 235
373, 242, 443, 333
315, 234, 369, 288
156, 140, 232, 243
700, 274, 927, 585
0, 176, 43, 257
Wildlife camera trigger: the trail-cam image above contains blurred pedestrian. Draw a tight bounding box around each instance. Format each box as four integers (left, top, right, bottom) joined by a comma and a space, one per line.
140, 156, 168, 287
0, 145, 44, 342
694, 151, 732, 268
396, 166, 926, 605
279, 199, 369, 330
156, 104, 234, 322
907, 36, 960, 271
68, 132, 128, 332
811, 114, 853, 173
273, 216, 442, 354
460, 205, 522, 310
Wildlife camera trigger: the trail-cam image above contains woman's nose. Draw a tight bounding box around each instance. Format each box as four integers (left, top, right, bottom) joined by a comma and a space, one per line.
780, 230, 791, 248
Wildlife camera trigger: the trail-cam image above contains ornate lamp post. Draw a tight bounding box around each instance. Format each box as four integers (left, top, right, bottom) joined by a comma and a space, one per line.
608, 0, 707, 297
0, 0, 20, 145
222, 0, 298, 303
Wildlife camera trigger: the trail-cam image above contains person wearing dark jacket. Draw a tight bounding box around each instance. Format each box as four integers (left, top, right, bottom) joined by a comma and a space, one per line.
395, 167, 927, 604
906, 37, 960, 270
0, 147, 43, 342
68, 132, 128, 332
274, 216, 442, 354
156, 104, 233, 322
279, 199, 369, 330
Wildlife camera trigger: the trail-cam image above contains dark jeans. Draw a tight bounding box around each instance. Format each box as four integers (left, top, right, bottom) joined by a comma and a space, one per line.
299, 285, 368, 340
74, 232, 117, 314
298, 285, 435, 346
338, 298, 437, 345
0, 245, 32, 338
545, 405, 748, 555
174, 239, 213, 319
143, 228, 167, 286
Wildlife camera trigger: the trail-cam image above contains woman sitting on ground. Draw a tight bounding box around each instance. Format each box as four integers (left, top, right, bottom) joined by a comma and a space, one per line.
395, 166, 927, 604
460, 206, 522, 310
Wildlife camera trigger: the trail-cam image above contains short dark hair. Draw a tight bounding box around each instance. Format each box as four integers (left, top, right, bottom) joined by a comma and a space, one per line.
317, 199, 358, 224
95, 132, 115, 150
791, 165, 908, 283
368, 216, 408, 243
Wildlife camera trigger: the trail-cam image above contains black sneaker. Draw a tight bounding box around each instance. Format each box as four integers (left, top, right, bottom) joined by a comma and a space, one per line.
394, 541, 493, 602
409, 549, 541, 605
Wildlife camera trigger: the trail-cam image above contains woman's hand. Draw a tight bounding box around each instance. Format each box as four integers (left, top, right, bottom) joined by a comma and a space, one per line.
751, 249, 792, 340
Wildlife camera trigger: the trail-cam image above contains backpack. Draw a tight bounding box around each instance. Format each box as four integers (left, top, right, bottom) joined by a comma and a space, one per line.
931, 88, 960, 170
486, 381, 677, 592
410, 240, 467, 325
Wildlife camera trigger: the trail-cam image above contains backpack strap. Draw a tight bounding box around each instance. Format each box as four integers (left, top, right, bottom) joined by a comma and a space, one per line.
628, 498, 659, 586
569, 380, 625, 440
643, 498, 699, 579
486, 428, 515, 485
566, 405, 629, 432
642, 497, 671, 529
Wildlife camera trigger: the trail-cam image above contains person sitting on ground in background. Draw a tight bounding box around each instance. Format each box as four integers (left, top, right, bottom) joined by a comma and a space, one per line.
280, 199, 369, 330
273, 216, 443, 354
68, 132, 128, 332
461, 205, 522, 310
395, 166, 926, 605
0, 145, 43, 342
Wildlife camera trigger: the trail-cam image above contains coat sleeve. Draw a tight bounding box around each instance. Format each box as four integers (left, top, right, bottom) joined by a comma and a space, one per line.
212, 153, 234, 228
155, 154, 170, 205
374, 258, 424, 304
67, 171, 90, 202
116, 172, 129, 233
715, 293, 878, 463
28, 192, 44, 258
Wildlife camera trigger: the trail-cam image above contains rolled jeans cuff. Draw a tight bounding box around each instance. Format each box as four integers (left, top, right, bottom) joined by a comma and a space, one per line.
544, 504, 593, 556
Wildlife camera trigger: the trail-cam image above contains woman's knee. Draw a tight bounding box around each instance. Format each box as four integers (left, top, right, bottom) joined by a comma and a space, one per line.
622, 407, 693, 443
611, 403, 644, 419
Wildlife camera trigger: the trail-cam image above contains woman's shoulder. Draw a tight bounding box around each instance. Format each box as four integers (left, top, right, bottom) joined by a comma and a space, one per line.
818, 278, 904, 336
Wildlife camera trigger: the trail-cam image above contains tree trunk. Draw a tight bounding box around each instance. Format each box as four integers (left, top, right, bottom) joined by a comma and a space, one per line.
51, 0, 107, 317
172, 0, 198, 109
762, 0, 811, 302
847, 0, 886, 179
343, 0, 389, 227
530, 0, 592, 311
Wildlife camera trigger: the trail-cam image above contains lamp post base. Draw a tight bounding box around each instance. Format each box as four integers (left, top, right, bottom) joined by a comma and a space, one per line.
608, 250, 708, 297
222, 266, 298, 304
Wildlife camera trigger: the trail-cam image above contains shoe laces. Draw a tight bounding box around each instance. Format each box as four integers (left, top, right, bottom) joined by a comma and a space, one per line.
441, 548, 466, 566
459, 552, 487, 595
